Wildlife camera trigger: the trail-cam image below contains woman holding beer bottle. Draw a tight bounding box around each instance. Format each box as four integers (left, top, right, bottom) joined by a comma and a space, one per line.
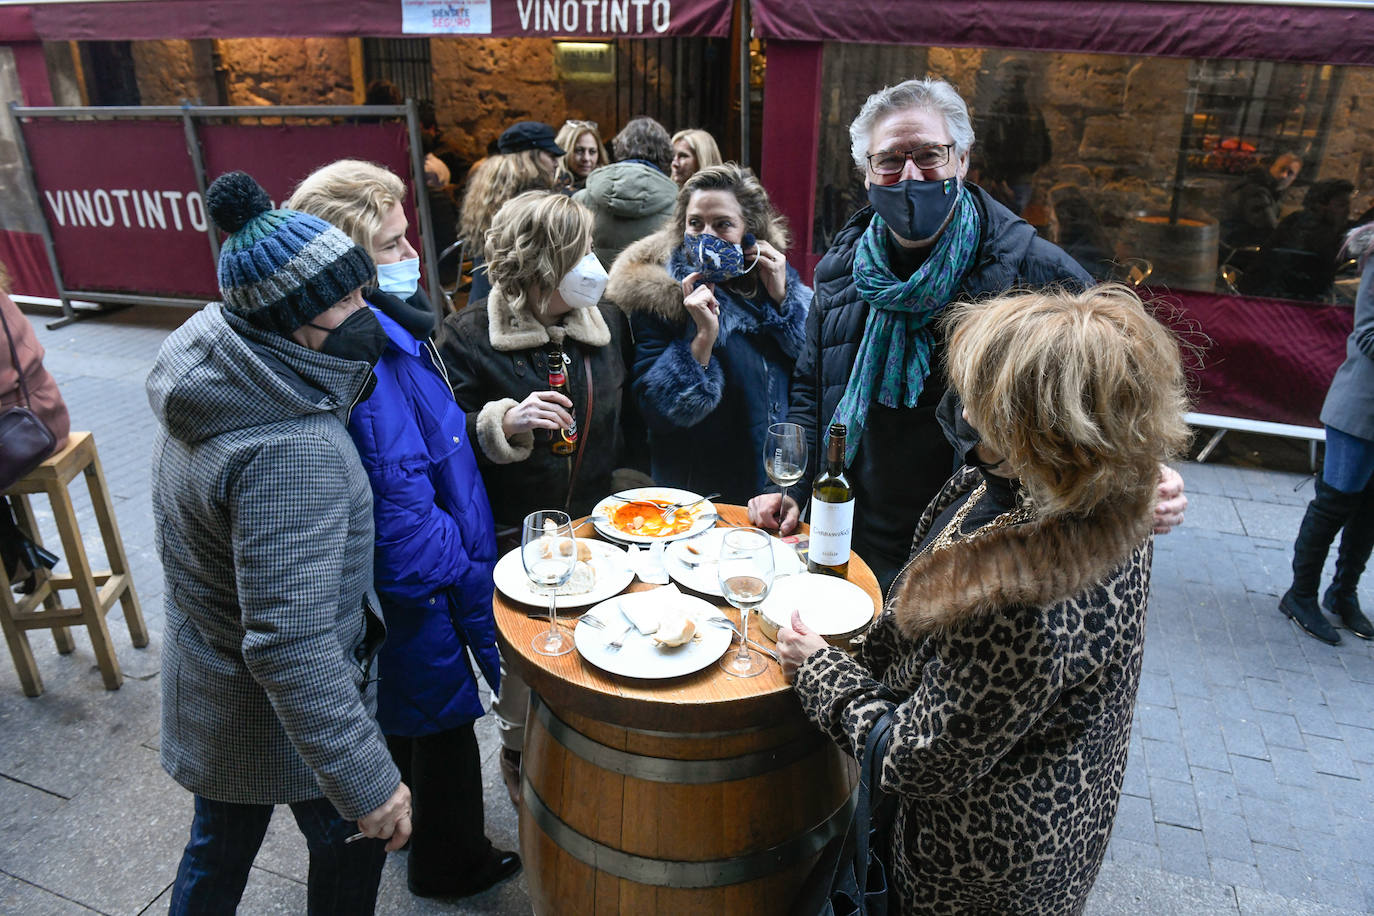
436, 190, 637, 806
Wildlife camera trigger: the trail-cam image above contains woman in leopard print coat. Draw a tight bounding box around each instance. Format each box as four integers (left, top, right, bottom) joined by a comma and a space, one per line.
780, 285, 1191, 915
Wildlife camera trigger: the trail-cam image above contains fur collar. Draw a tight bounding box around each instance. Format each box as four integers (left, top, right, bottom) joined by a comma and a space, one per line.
606, 228, 684, 323
889, 487, 1153, 640
485, 284, 611, 352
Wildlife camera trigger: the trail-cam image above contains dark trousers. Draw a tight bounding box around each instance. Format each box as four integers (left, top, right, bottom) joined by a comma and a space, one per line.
170, 794, 385, 915
387, 720, 493, 889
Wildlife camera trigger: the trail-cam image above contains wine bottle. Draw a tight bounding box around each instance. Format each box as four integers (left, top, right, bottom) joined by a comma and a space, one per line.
545, 342, 578, 456
808, 422, 853, 578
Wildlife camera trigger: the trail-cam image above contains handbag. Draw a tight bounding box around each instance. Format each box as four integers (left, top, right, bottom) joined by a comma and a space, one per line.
793, 709, 898, 916
0, 307, 56, 492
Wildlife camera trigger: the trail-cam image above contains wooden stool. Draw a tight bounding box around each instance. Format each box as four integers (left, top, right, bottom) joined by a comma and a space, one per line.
0, 431, 148, 696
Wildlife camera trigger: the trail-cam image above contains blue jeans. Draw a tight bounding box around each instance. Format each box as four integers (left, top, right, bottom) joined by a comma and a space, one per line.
170, 795, 386, 915
1324, 426, 1374, 494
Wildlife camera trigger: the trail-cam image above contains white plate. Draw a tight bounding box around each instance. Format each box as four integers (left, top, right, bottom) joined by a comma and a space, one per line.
665, 528, 806, 597
493, 539, 634, 610
574, 594, 733, 679
590, 487, 717, 544
759, 573, 876, 638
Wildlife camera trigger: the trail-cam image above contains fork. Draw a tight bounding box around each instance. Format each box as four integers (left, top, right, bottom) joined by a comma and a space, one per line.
706, 615, 781, 663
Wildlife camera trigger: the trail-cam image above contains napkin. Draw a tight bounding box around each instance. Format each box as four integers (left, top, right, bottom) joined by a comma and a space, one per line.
620, 583, 683, 634
627, 542, 670, 584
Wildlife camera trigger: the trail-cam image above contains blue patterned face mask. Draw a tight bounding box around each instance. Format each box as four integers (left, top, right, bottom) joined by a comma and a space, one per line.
683, 232, 758, 282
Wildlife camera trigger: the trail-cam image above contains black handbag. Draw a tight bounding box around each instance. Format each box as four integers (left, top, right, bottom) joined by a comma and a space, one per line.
0, 307, 57, 491
794, 709, 898, 916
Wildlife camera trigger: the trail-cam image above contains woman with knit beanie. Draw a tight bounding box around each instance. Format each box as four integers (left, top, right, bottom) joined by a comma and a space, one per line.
1279, 224, 1374, 645
148, 171, 410, 914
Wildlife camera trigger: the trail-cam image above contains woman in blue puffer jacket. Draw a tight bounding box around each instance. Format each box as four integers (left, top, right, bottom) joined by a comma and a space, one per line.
606, 163, 810, 503
289, 161, 521, 900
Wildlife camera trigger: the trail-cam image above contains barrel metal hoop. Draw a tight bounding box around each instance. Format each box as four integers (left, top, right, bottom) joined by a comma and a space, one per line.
522, 777, 857, 889
532, 693, 824, 784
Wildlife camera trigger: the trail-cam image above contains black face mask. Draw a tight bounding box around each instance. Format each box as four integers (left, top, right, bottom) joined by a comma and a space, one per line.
307, 307, 389, 366
867, 177, 960, 244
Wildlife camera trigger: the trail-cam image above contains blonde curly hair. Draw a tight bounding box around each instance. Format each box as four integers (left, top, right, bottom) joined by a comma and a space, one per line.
286, 159, 405, 259
458, 150, 555, 252
945, 284, 1191, 519
484, 191, 594, 318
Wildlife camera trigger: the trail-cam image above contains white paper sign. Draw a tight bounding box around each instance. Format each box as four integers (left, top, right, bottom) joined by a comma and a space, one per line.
401, 0, 493, 34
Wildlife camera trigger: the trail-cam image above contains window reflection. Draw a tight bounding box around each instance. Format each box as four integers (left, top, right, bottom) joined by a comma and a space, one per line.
814, 45, 1373, 305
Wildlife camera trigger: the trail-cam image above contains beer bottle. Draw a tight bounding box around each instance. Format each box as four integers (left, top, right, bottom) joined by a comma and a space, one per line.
545, 342, 578, 456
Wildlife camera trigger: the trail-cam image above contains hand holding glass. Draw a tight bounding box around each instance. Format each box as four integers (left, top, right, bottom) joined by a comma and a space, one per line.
764, 422, 807, 527
718, 527, 774, 678
522, 510, 576, 656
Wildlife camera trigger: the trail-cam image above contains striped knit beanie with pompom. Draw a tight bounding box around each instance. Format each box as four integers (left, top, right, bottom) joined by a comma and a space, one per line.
206, 171, 375, 335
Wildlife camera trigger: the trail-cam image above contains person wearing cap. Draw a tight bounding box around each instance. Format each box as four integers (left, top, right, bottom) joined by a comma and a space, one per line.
457, 121, 562, 301
574, 116, 679, 268
147, 171, 410, 914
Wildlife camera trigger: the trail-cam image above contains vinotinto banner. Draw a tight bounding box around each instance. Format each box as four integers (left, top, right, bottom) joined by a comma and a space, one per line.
19, 117, 413, 300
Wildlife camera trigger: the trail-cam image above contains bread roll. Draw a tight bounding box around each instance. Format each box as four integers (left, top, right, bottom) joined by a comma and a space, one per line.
653, 610, 696, 647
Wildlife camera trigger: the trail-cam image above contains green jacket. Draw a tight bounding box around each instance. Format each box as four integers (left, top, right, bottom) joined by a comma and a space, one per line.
574, 160, 677, 269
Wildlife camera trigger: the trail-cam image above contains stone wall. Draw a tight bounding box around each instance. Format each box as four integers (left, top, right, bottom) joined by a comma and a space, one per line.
431, 38, 565, 161
215, 38, 354, 106
131, 40, 218, 105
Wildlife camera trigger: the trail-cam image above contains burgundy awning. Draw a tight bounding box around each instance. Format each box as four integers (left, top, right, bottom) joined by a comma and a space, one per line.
751, 0, 1374, 66
0, 0, 733, 41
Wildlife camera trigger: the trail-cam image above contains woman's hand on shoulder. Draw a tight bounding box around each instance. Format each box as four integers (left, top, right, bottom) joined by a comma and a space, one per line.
1153, 464, 1187, 534
777, 610, 829, 682
681, 271, 719, 366
748, 238, 788, 304
501, 390, 573, 439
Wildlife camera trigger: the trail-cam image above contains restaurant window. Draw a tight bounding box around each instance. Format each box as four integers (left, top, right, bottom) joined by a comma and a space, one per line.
814, 44, 1374, 306
363, 38, 433, 102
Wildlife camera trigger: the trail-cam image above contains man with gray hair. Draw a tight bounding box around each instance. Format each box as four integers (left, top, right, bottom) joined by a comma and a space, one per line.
749, 77, 1186, 589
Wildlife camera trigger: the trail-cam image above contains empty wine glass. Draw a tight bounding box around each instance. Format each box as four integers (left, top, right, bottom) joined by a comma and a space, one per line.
764, 422, 807, 525
717, 527, 773, 678
522, 510, 576, 657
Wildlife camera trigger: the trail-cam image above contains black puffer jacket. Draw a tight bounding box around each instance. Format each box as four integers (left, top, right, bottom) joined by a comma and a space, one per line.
788, 184, 1090, 587
436, 291, 633, 531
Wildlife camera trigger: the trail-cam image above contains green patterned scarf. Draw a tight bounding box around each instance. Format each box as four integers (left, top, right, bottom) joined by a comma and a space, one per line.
829, 188, 981, 466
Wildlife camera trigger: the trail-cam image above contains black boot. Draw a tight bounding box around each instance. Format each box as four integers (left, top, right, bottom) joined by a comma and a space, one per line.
1280, 478, 1347, 645
1322, 481, 1374, 639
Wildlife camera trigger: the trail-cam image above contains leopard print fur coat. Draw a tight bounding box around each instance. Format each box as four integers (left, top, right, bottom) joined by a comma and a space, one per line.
794, 466, 1154, 915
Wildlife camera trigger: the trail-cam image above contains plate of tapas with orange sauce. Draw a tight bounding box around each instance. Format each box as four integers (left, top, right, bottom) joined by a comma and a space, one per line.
590, 487, 718, 544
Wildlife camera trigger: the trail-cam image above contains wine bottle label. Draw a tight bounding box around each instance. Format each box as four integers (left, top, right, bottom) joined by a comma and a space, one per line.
809, 499, 854, 565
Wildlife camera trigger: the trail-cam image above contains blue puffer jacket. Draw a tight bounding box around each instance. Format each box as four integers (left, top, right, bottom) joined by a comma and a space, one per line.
607, 227, 811, 504
347, 290, 500, 738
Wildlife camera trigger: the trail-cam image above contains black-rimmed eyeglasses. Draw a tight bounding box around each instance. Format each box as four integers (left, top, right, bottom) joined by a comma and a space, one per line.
867, 143, 955, 176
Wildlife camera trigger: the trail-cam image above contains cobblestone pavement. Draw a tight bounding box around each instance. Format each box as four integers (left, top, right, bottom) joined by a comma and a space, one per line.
2, 305, 1372, 915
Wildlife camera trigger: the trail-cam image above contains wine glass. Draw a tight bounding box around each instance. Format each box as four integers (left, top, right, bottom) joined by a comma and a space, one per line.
522, 510, 577, 657
717, 527, 774, 678
764, 422, 807, 526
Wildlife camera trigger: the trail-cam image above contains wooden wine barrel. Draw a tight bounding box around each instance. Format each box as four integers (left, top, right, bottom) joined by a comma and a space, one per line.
519, 693, 856, 915
1124, 211, 1219, 293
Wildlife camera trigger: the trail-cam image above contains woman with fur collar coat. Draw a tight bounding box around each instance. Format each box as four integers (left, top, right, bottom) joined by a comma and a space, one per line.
606, 164, 810, 503
778, 286, 1191, 915
437, 191, 630, 530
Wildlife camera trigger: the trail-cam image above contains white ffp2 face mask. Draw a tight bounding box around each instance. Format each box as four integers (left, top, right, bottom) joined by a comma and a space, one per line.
376, 256, 421, 299
558, 252, 608, 310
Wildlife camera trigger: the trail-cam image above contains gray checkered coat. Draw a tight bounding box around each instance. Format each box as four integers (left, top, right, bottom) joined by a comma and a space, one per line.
147, 304, 400, 819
